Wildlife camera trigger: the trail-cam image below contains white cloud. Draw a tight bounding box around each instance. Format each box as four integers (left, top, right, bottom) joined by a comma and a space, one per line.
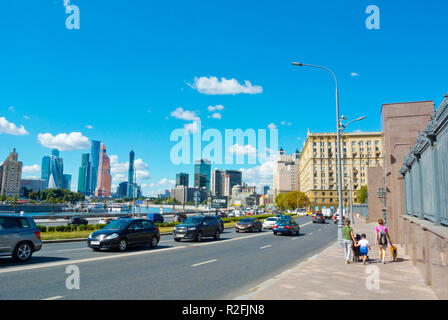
23, 164, 41, 173
207, 104, 224, 112
37, 132, 90, 151
229, 144, 257, 156
110, 155, 151, 182
0, 117, 29, 135
281, 121, 291, 126
184, 121, 200, 134
350, 72, 360, 77
190, 76, 263, 95
267, 123, 277, 130
8, 106, 15, 112
208, 113, 222, 119
239, 154, 277, 190
170, 107, 200, 121
150, 178, 175, 188
85, 125, 93, 129
24, 115, 30, 120
22, 176, 41, 180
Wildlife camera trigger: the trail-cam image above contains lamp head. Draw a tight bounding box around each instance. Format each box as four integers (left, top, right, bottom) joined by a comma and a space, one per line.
292, 62, 304, 66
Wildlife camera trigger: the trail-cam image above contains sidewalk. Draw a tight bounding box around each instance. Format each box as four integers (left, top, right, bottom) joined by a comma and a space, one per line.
238, 217, 438, 300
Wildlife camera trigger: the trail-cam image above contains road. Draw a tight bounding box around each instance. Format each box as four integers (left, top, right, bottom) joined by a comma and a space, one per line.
0, 216, 336, 300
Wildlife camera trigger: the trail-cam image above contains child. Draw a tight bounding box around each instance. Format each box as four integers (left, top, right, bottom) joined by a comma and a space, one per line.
356, 234, 371, 265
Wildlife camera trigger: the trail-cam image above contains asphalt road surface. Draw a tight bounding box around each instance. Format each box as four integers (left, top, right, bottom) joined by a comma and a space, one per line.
0, 216, 336, 300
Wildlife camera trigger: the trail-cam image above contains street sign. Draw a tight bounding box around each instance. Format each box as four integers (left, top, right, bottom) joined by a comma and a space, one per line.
211, 196, 227, 209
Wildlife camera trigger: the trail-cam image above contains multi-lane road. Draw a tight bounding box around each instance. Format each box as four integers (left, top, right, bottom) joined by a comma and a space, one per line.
0, 216, 337, 300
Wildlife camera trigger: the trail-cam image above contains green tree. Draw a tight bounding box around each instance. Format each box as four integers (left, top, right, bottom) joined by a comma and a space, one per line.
357, 186, 368, 204
0, 192, 6, 202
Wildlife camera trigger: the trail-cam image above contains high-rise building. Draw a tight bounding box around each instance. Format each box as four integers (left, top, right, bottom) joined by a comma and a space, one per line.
263, 185, 270, 195
211, 169, 242, 196
194, 159, 211, 192
20, 179, 46, 197
90, 140, 101, 194
127, 150, 135, 197
95, 143, 112, 198
117, 181, 128, 198
0, 149, 23, 198
77, 153, 91, 194
273, 148, 300, 199
299, 131, 384, 210
176, 172, 189, 187
63, 174, 72, 191
41, 149, 70, 190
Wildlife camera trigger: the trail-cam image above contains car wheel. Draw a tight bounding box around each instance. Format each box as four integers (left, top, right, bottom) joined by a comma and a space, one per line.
273, 232, 277, 235
213, 230, 220, 240
117, 239, 127, 252
174, 238, 181, 242
149, 236, 159, 248
236, 229, 239, 233
196, 232, 203, 242
12, 241, 33, 262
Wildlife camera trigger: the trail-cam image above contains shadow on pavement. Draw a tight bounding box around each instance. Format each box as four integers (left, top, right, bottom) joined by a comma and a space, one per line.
0, 256, 69, 267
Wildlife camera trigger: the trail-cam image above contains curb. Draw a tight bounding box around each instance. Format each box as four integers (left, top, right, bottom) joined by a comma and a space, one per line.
42, 226, 236, 244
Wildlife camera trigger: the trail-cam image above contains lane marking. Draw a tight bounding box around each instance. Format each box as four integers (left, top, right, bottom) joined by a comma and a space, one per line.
291, 237, 299, 240
318, 229, 322, 232
309, 233, 313, 235
56, 248, 89, 252
192, 259, 217, 267
41, 296, 63, 300
259, 245, 272, 249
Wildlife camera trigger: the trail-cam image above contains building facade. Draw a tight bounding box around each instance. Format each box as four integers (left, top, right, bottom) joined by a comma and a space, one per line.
95, 143, 112, 198
273, 148, 300, 199
210, 169, 242, 197
299, 131, 384, 210
77, 153, 91, 194
127, 150, 135, 198
175, 172, 189, 187
194, 159, 211, 193
90, 140, 101, 194
0, 149, 23, 198
20, 179, 46, 197
41, 149, 71, 190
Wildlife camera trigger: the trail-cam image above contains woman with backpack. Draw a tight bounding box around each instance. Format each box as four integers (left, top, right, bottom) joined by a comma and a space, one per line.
375, 219, 393, 264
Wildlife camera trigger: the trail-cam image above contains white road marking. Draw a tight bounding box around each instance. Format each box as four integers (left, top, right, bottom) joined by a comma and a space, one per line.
309, 233, 313, 235
318, 229, 322, 232
259, 245, 272, 249
56, 248, 89, 252
191, 259, 217, 267
291, 237, 299, 240
41, 296, 63, 300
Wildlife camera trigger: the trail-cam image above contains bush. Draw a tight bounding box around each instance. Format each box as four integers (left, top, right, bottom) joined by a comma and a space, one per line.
56, 225, 66, 232
48, 226, 56, 232
37, 225, 47, 233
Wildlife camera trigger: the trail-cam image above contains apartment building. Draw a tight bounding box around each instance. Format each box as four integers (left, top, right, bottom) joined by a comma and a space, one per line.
273, 148, 300, 199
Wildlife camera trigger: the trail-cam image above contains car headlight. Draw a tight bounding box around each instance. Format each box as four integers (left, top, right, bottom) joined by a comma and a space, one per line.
188, 227, 196, 231
105, 233, 119, 240
88, 233, 94, 239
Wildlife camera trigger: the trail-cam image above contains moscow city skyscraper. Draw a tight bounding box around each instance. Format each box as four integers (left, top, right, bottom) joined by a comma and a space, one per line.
194, 159, 211, 193
127, 150, 135, 198
41, 149, 71, 190
95, 143, 111, 198
77, 153, 91, 195
90, 140, 101, 195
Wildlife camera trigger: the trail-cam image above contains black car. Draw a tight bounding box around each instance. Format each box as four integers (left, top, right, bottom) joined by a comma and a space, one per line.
68, 216, 88, 226
87, 218, 160, 252
173, 212, 187, 223
273, 219, 300, 236
173, 215, 221, 242
313, 212, 325, 224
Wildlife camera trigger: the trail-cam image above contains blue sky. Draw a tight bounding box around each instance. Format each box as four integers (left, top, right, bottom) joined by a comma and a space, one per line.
1, 0, 447, 196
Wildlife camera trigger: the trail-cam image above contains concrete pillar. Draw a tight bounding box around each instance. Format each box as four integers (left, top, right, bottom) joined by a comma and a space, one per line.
416, 159, 424, 219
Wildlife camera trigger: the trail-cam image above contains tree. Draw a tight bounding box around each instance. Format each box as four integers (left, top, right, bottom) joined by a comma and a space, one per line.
357, 186, 368, 204
0, 192, 6, 202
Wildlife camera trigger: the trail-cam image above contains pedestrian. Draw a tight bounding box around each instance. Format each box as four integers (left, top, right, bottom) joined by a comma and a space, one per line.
375, 219, 393, 264
355, 233, 371, 265
343, 219, 356, 264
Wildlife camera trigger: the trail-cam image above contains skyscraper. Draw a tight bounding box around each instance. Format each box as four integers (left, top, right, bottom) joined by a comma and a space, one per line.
41, 149, 70, 190
127, 150, 135, 198
90, 140, 101, 194
176, 172, 189, 187
0, 149, 23, 197
211, 169, 242, 196
95, 143, 112, 198
194, 159, 211, 193
77, 153, 91, 194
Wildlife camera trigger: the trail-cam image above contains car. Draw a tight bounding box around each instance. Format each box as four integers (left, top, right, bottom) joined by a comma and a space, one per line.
234, 210, 243, 217
68, 216, 88, 226
118, 215, 132, 219
235, 217, 263, 233
146, 213, 164, 223
0, 214, 42, 262
273, 219, 300, 236
98, 217, 115, 224
215, 216, 224, 233
173, 212, 187, 223
228, 211, 235, 217
173, 215, 221, 242
333, 213, 345, 224
313, 212, 326, 224
87, 218, 160, 252
262, 217, 279, 230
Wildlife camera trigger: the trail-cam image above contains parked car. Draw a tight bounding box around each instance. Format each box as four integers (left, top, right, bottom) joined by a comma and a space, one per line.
0, 214, 42, 262
146, 213, 164, 223
262, 217, 279, 230
313, 212, 326, 224
173, 215, 221, 242
173, 212, 187, 223
87, 218, 160, 252
273, 219, 300, 236
235, 218, 262, 233
68, 216, 88, 226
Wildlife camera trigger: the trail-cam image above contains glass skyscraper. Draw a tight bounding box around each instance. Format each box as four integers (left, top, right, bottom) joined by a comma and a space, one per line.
127, 150, 135, 198
90, 140, 101, 195
176, 172, 189, 187
41, 149, 70, 190
77, 153, 91, 195
194, 159, 211, 193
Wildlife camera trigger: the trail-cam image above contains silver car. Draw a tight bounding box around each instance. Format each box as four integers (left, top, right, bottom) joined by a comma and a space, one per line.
0, 214, 42, 262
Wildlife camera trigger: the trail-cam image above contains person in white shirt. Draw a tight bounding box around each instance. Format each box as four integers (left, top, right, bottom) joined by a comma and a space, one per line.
355, 234, 371, 265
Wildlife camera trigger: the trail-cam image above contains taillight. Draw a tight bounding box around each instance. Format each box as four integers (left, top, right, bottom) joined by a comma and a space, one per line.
34, 231, 41, 240
273, 226, 278, 229
285, 226, 291, 229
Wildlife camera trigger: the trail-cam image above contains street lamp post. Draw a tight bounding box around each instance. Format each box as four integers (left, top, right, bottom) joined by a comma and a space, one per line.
292, 62, 366, 247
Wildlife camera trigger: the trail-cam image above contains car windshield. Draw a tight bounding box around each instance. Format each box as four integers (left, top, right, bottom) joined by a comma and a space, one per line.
183, 217, 204, 225
102, 220, 129, 230
277, 219, 291, 225
266, 218, 277, 221
240, 218, 254, 223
